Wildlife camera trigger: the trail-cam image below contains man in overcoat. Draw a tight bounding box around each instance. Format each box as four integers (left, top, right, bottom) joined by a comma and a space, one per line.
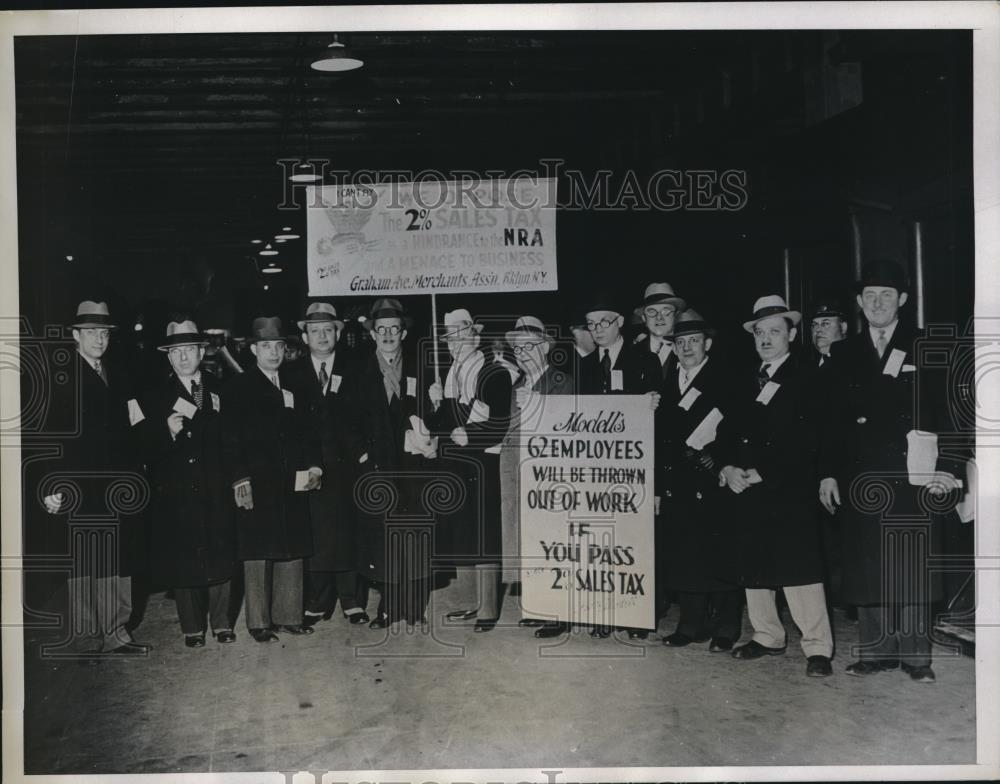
42, 300, 150, 655
352, 298, 436, 628
819, 260, 961, 682
141, 318, 237, 647
656, 309, 743, 652
715, 295, 833, 677
631, 282, 685, 383
221, 316, 322, 642
427, 308, 513, 632
284, 302, 369, 628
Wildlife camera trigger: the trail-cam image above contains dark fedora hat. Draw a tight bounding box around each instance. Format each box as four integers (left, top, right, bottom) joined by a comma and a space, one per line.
856, 259, 908, 293
632, 282, 686, 323
366, 297, 414, 331
157, 319, 209, 351
248, 316, 287, 343
70, 300, 117, 329
667, 308, 714, 340
297, 301, 345, 332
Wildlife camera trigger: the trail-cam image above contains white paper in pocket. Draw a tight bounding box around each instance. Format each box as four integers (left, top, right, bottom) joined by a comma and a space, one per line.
294, 470, 310, 492
330, 374, 343, 393
755, 381, 781, 406
211, 392, 220, 412
678, 386, 701, 411
406, 376, 417, 397
610, 369, 624, 391
173, 397, 197, 419
883, 348, 906, 378
282, 389, 295, 408
127, 398, 145, 426
468, 399, 490, 424
901, 364, 916, 373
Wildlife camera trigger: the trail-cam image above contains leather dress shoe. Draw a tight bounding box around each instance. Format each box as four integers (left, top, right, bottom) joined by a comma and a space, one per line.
589, 626, 612, 639
348, 612, 371, 625
627, 628, 649, 640
845, 659, 898, 676
445, 608, 478, 621
277, 624, 314, 635
473, 618, 498, 632
302, 613, 324, 629
806, 655, 833, 677
518, 618, 546, 627
902, 662, 936, 683
184, 634, 206, 649
108, 641, 152, 656
709, 636, 734, 652
731, 640, 786, 659
369, 613, 392, 629
663, 631, 710, 647
214, 630, 237, 644
249, 628, 279, 643
534, 621, 568, 639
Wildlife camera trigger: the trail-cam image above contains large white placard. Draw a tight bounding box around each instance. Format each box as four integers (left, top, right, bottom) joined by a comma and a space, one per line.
519, 394, 655, 630
306, 177, 557, 296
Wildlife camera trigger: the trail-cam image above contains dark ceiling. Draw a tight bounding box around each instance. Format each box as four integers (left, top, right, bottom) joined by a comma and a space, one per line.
14, 28, 972, 334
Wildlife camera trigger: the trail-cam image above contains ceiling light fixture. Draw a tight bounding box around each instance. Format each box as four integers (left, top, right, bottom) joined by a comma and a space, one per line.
282, 226, 292, 232
262, 266, 283, 274
274, 233, 300, 241
251, 239, 263, 245
311, 35, 364, 73
275, 239, 286, 244
289, 163, 321, 183
259, 244, 279, 256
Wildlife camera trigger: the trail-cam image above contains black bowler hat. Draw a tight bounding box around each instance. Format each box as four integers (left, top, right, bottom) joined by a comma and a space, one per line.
580, 302, 624, 325
856, 259, 908, 294
248, 316, 287, 343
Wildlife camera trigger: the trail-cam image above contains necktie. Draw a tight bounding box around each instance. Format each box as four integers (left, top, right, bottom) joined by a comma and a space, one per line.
681, 369, 689, 391
600, 348, 611, 388
191, 379, 203, 409
318, 361, 329, 392
93, 359, 107, 386
876, 329, 888, 359
271, 373, 280, 389
757, 363, 771, 390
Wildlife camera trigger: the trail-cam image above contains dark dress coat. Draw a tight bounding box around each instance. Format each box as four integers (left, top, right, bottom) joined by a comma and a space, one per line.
140, 370, 236, 587
283, 351, 361, 573
713, 351, 825, 588
655, 356, 736, 593
350, 350, 433, 583
46, 354, 147, 578
427, 347, 513, 565
632, 332, 680, 385
578, 339, 661, 395
819, 324, 961, 605
499, 363, 575, 581
220, 365, 320, 561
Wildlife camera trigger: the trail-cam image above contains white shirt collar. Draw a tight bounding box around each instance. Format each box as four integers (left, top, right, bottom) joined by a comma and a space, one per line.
760, 351, 791, 377
78, 351, 100, 372
678, 355, 709, 391
311, 352, 334, 376
599, 336, 625, 367
257, 366, 280, 386
178, 371, 202, 394
869, 319, 899, 348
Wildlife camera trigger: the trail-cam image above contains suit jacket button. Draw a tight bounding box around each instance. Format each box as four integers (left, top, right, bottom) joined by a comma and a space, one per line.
695, 491, 703, 500
188, 457, 196, 464
857, 416, 867, 424
186, 431, 192, 438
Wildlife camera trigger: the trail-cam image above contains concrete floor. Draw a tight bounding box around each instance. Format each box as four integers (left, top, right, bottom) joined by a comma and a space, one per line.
21, 583, 975, 774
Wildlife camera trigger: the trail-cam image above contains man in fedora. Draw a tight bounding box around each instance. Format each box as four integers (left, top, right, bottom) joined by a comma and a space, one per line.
427, 308, 513, 632
352, 298, 436, 628
222, 316, 322, 642
140, 318, 237, 647
809, 299, 848, 367
655, 309, 744, 652
715, 295, 833, 677
819, 260, 961, 682
284, 301, 369, 629
42, 300, 150, 656
633, 282, 686, 382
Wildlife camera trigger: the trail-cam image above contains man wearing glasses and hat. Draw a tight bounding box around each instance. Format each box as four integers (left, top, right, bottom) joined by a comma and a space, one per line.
632, 282, 686, 382
715, 295, 834, 678
655, 309, 744, 653
140, 318, 237, 648
284, 302, 369, 629
427, 308, 513, 632
353, 297, 436, 628
819, 260, 961, 683
222, 316, 322, 642
42, 300, 150, 656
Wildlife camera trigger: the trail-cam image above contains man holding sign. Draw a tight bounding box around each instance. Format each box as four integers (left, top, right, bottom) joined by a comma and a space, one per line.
222, 317, 322, 642
715, 295, 833, 678
141, 319, 237, 647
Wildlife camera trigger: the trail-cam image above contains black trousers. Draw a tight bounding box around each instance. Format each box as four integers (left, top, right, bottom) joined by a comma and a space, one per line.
857, 603, 932, 666
675, 589, 744, 640
174, 580, 234, 635
305, 570, 367, 616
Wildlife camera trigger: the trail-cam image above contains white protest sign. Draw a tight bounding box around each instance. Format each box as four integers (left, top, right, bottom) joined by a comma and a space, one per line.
519, 395, 655, 630
306, 177, 558, 296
